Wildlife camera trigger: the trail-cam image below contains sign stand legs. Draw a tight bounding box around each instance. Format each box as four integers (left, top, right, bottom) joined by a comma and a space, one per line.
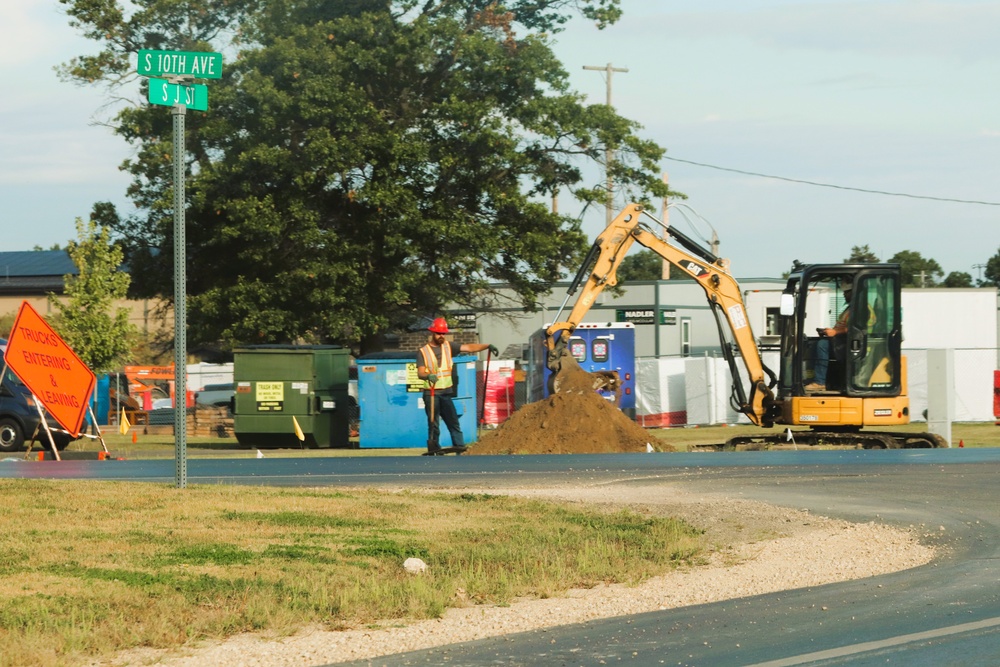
87, 405, 109, 453
32, 398, 60, 462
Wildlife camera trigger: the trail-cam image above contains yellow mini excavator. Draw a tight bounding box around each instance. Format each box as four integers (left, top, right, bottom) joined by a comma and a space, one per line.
545, 203, 945, 449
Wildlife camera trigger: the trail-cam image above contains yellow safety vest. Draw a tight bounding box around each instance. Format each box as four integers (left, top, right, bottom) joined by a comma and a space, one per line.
419, 343, 454, 390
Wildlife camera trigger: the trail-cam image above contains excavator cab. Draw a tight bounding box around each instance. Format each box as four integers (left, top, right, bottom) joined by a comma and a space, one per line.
778, 263, 902, 400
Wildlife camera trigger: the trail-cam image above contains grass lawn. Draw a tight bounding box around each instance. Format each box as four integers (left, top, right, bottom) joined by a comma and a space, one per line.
0, 481, 702, 666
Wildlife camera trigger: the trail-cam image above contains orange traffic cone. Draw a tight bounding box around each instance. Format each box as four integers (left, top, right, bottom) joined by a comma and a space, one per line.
132, 431, 138, 444
959, 439, 964, 448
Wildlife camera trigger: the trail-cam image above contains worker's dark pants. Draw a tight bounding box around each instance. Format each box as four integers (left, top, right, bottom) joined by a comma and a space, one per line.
814, 337, 832, 385
424, 392, 464, 450
814, 335, 845, 387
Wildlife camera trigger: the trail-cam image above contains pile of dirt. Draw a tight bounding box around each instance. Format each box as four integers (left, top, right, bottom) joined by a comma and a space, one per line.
472, 354, 672, 455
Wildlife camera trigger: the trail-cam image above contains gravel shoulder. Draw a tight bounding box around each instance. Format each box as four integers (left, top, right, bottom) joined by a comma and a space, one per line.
97, 482, 936, 667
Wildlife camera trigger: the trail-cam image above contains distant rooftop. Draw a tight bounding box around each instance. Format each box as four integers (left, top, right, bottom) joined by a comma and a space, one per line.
0, 250, 76, 295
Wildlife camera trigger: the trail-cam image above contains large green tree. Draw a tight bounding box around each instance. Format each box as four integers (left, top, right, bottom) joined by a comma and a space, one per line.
48, 219, 136, 373
617, 250, 689, 282
943, 271, 973, 288
887, 250, 943, 287
844, 245, 880, 263
982, 246, 1000, 288
61, 0, 672, 353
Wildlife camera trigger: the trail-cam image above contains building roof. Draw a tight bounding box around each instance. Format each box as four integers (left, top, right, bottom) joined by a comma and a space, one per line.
0, 251, 77, 296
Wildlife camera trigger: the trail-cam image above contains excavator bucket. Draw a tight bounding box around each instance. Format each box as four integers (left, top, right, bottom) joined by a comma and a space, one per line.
547, 349, 623, 406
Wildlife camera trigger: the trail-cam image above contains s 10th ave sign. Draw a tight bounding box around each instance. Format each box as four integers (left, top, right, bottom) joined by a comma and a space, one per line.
2, 302, 96, 438
137, 49, 222, 79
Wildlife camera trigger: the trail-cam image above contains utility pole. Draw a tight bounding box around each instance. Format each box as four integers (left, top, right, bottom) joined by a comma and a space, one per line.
661, 172, 670, 280
583, 62, 628, 226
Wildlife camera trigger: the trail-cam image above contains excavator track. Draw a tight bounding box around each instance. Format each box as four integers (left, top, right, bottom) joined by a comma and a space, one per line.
691, 430, 946, 451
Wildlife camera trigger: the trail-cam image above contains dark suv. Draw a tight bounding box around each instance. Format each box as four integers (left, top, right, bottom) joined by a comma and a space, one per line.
0, 340, 78, 452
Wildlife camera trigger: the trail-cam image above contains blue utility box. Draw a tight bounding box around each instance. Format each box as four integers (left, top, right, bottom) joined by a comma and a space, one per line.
357, 352, 479, 449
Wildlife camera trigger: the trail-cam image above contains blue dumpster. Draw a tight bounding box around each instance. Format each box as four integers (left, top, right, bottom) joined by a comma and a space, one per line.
357, 352, 478, 449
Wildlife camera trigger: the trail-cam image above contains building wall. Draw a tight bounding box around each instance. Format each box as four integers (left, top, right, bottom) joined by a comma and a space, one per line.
470, 277, 787, 360
900, 288, 998, 349
394, 330, 480, 353
468, 281, 999, 362
1, 295, 172, 339
0, 295, 60, 318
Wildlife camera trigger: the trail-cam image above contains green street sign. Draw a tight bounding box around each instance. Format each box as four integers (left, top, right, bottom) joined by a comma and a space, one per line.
148, 79, 209, 111
138, 49, 223, 79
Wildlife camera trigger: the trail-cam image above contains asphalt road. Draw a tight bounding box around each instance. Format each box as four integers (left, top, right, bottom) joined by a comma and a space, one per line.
3, 448, 999, 666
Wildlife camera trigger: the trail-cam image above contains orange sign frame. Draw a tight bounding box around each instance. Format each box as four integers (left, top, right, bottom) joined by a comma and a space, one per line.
3, 302, 97, 437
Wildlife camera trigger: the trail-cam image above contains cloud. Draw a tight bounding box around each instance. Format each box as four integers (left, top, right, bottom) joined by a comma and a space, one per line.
0, 1, 50, 66
622, 2, 1000, 62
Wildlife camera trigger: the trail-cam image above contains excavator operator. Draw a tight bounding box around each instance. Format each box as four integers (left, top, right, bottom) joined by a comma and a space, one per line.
806, 280, 853, 392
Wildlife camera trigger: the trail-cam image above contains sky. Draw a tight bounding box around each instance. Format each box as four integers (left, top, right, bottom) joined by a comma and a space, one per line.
2, 0, 998, 280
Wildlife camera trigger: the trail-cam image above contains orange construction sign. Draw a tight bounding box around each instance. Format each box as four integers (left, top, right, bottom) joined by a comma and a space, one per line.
3, 302, 97, 437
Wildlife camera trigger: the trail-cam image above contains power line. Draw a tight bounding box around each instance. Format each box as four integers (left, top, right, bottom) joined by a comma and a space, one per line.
663, 156, 1000, 206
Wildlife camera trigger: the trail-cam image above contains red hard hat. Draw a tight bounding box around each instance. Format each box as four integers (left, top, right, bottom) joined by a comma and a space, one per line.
428, 317, 450, 334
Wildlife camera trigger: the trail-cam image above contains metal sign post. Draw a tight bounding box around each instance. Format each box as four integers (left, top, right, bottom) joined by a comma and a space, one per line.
172, 103, 187, 488
138, 48, 222, 488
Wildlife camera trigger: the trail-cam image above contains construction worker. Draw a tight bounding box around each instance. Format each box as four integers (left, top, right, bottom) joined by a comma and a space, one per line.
417, 317, 498, 454
807, 280, 855, 392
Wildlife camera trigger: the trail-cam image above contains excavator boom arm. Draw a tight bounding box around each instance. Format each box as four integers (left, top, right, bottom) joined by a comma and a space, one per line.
546, 204, 777, 427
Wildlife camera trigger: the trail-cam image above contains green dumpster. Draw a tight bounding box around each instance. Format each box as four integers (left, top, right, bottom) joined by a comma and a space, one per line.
233, 345, 352, 448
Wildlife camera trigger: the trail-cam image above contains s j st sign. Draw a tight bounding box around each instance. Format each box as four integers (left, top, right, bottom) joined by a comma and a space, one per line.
148, 79, 209, 111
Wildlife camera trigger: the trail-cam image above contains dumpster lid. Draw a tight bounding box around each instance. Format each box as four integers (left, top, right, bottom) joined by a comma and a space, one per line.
357, 351, 417, 360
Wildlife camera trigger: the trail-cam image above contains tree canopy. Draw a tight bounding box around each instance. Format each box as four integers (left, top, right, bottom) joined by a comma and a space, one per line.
844, 245, 880, 264
61, 0, 674, 353
887, 250, 943, 287
844, 244, 989, 289
617, 249, 690, 282
982, 246, 1000, 288
943, 271, 973, 288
